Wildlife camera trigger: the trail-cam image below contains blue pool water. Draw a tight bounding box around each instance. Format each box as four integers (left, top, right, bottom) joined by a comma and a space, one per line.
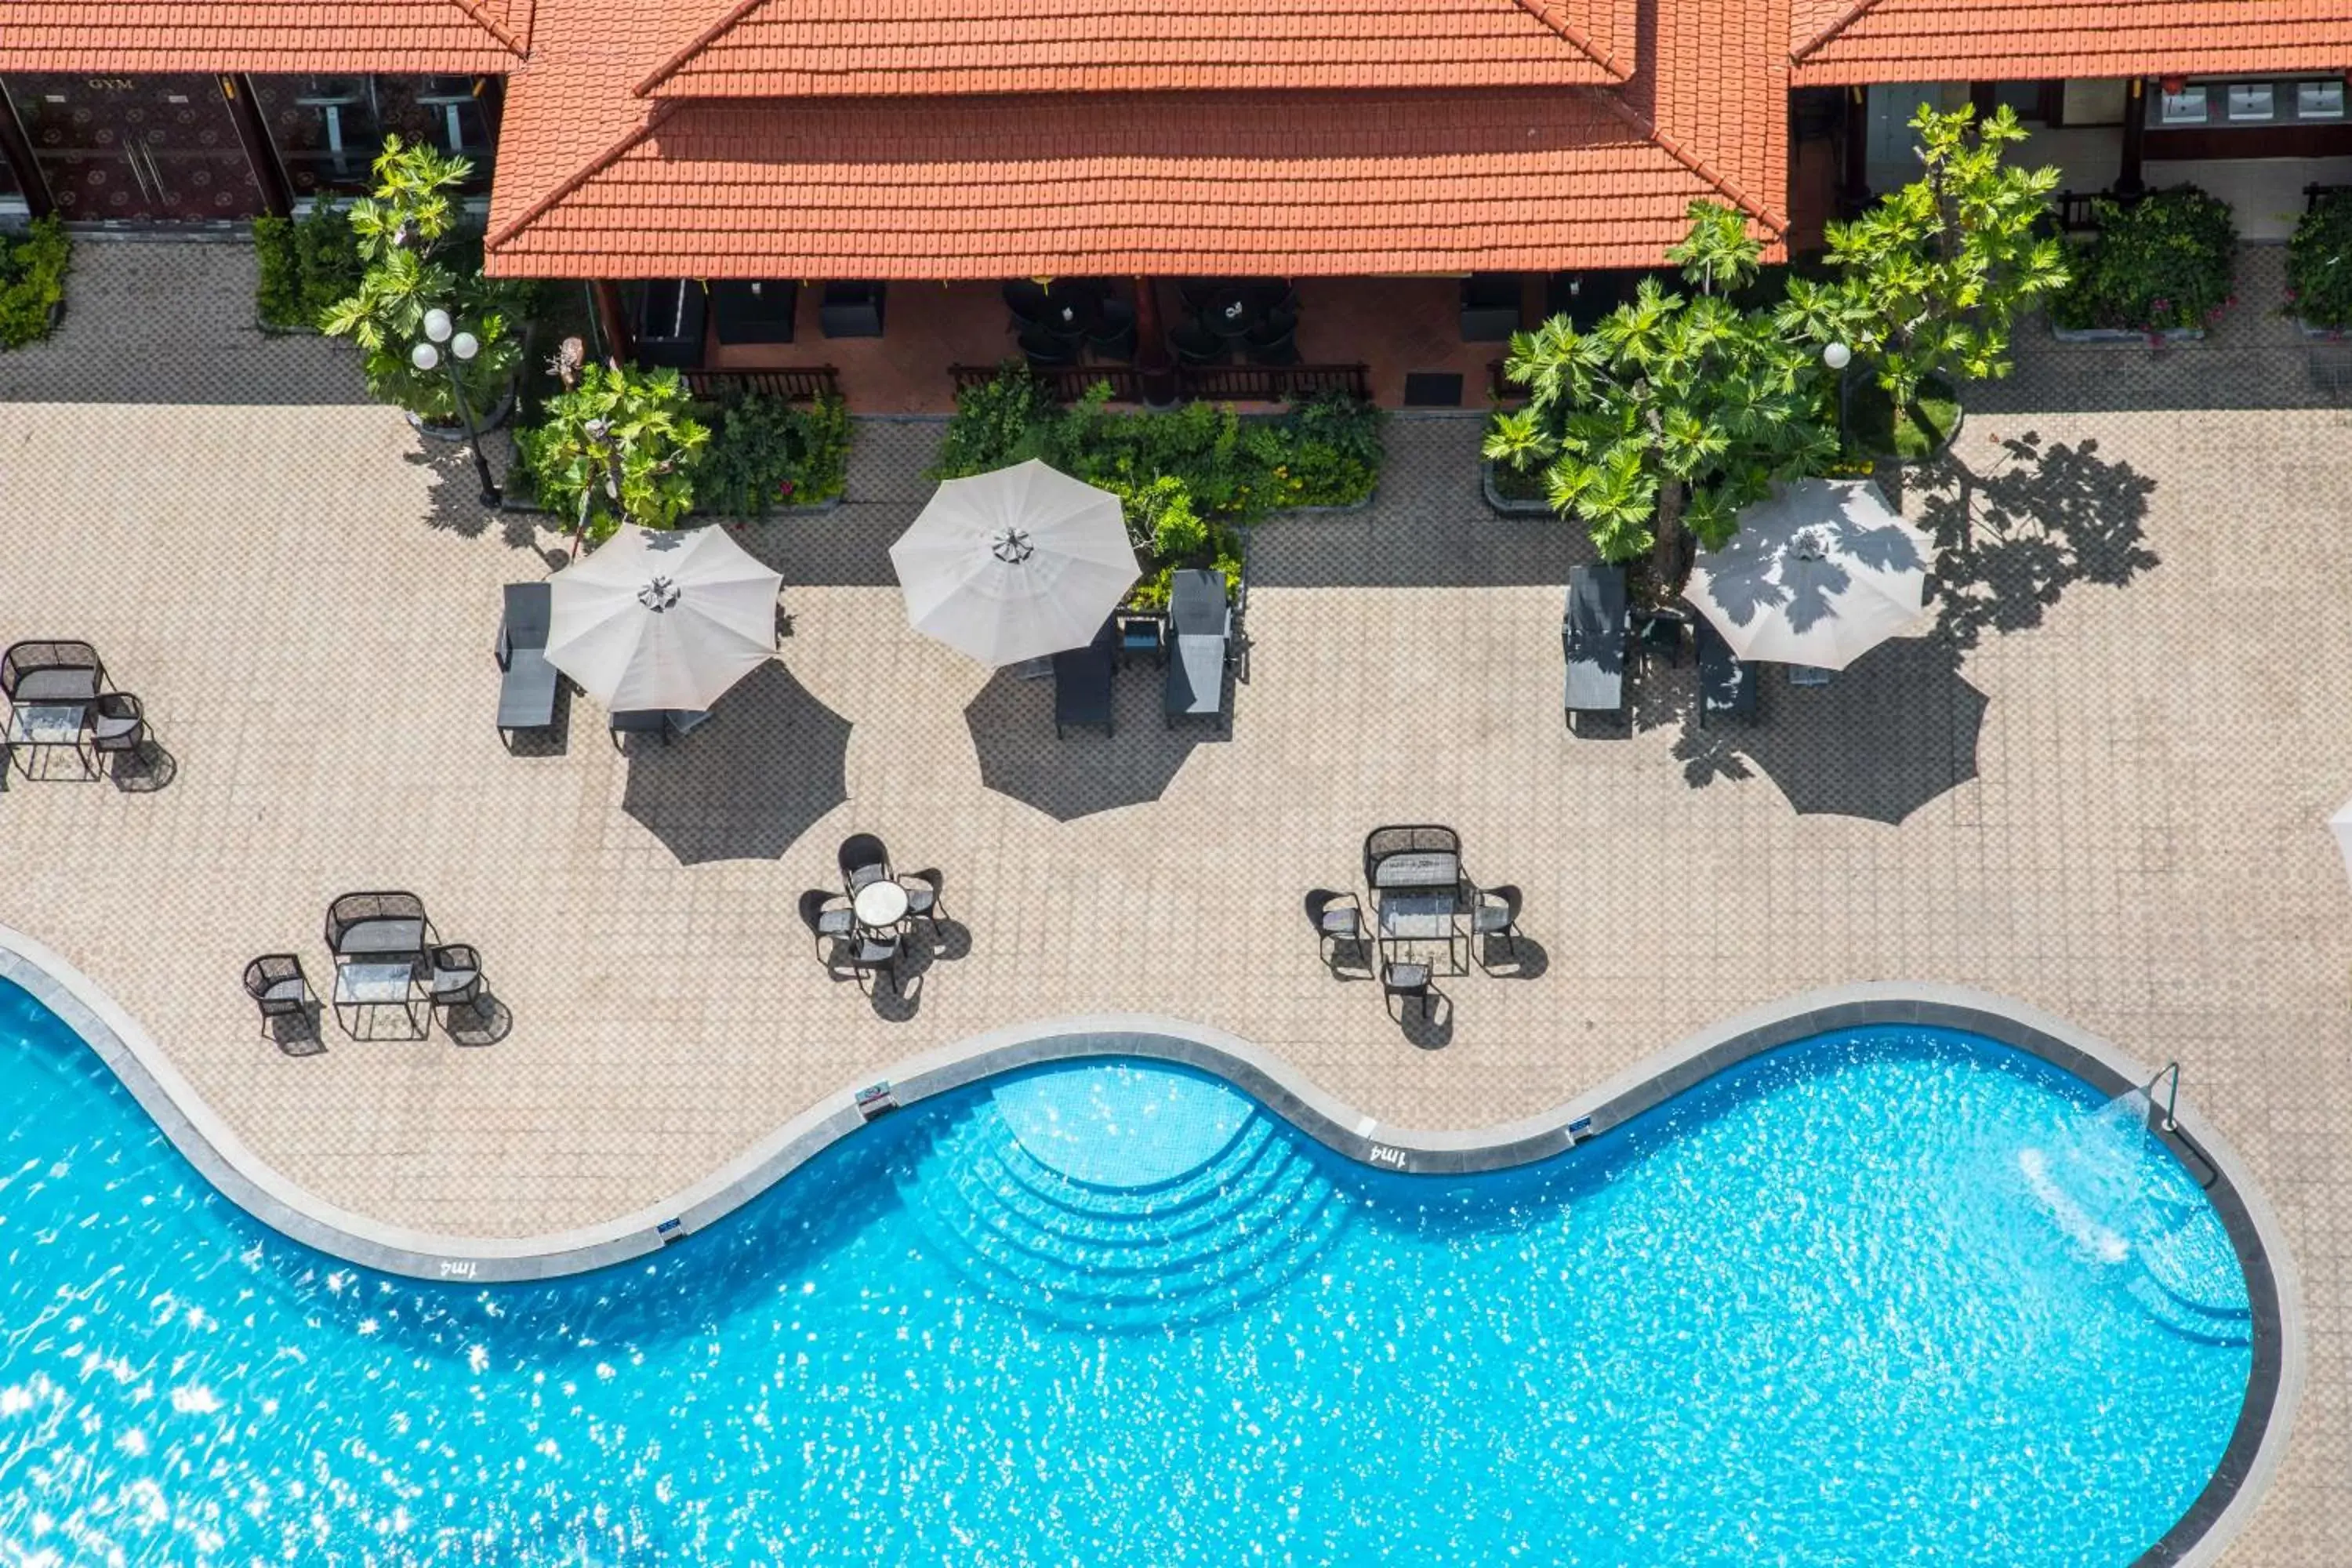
0, 983, 2252, 1566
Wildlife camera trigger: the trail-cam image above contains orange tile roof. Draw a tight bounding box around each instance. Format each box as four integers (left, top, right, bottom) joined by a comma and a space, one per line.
636, 0, 1632, 99
1791, 0, 2352, 83
0, 0, 531, 72
486, 0, 1787, 281
486, 89, 1740, 279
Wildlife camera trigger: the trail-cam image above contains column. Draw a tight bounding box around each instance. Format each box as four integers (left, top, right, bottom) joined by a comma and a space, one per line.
2117, 79, 2147, 194
590, 279, 636, 365
1131, 276, 1178, 407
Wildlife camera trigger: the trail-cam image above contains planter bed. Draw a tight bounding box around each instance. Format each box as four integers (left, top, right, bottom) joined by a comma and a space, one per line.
1482, 460, 1554, 517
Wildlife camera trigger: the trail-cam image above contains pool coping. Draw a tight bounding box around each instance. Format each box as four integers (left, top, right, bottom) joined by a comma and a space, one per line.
0, 930, 2299, 1568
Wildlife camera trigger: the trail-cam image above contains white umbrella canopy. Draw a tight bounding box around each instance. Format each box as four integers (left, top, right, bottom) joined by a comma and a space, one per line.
1686, 478, 1936, 672
890, 459, 1138, 667
2329, 800, 2352, 890
545, 524, 783, 711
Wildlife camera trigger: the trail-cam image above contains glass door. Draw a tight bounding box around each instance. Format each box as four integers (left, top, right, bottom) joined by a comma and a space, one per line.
2, 73, 263, 220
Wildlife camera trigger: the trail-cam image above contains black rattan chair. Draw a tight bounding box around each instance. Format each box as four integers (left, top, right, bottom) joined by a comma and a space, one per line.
0, 640, 105, 702
838, 833, 891, 894
241, 954, 310, 1033
428, 943, 489, 1021
1169, 319, 1226, 365
89, 692, 144, 760
847, 934, 901, 996
898, 868, 947, 931
1382, 960, 1434, 1022
799, 887, 855, 959
325, 891, 430, 959
1304, 889, 1365, 970
1471, 885, 1523, 968
1632, 606, 1690, 670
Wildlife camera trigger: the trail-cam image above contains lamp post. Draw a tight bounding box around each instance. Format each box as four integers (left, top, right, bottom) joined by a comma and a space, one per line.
412, 306, 501, 507
1821, 340, 1853, 458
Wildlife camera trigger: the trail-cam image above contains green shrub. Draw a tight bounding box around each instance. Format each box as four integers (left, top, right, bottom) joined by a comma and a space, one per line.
2051, 187, 2238, 332
513, 362, 709, 544
255, 202, 364, 331
0, 216, 69, 349
2288, 194, 2352, 329
935, 365, 1384, 521
695, 390, 852, 514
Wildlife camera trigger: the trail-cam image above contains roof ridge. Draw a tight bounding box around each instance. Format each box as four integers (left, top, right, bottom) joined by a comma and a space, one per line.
1789, 0, 1886, 61
633, 0, 769, 96
1509, 0, 1631, 79
1599, 90, 1790, 238
444, 0, 533, 57
487, 100, 673, 252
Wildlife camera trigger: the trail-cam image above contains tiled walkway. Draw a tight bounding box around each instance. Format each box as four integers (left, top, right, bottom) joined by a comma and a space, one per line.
3, 241, 2352, 1560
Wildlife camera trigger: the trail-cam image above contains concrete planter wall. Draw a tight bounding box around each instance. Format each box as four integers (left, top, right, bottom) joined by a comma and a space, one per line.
1482, 459, 1553, 517
2049, 323, 2207, 345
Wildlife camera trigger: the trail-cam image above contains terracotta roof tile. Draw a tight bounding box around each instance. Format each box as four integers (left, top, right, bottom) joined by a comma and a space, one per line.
637, 0, 1633, 98
1792, 0, 2352, 82
0, 0, 530, 72
485, 89, 1727, 278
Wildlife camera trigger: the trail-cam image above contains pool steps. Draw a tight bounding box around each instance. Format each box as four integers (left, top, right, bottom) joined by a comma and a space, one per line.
898, 1102, 1348, 1330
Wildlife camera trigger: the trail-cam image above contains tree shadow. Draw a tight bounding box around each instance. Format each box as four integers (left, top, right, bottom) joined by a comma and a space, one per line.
964, 664, 1221, 821
620, 662, 851, 864
1911, 431, 2160, 655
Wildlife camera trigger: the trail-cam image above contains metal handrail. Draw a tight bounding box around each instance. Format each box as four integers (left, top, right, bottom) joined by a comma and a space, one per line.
2143, 1061, 2183, 1133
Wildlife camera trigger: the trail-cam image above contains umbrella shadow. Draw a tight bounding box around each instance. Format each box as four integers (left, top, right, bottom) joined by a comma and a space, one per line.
1711, 641, 1989, 825
621, 662, 851, 863
964, 662, 1221, 822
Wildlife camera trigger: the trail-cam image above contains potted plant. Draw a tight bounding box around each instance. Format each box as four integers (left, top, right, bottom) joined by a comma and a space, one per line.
2049, 186, 2237, 344
512, 348, 710, 550
2287, 191, 2352, 336
320, 136, 524, 437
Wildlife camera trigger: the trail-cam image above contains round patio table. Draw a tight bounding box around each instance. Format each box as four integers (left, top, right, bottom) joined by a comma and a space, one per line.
854, 880, 909, 931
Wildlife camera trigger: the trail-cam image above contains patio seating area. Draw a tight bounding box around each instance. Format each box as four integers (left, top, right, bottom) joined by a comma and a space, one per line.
16, 271, 2352, 1563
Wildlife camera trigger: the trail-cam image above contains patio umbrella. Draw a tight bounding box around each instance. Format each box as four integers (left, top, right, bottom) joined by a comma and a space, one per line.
545, 524, 783, 712
890, 459, 1137, 667
1686, 478, 1935, 672
2329, 800, 2352, 889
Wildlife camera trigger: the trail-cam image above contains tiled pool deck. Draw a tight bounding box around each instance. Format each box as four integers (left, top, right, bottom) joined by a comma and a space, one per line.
3, 241, 2352, 1560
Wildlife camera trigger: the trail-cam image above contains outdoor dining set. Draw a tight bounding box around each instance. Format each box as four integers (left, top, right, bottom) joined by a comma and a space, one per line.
1, 639, 149, 780
242, 891, 491, 1042
1563, 478, 1936, 733
798, 834, 948, 997
1006, 278, 1302, 373
1307, 825, 1523, 1025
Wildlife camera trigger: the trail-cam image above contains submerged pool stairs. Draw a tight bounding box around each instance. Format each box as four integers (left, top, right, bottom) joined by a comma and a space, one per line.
898, 1102, 1348, 1330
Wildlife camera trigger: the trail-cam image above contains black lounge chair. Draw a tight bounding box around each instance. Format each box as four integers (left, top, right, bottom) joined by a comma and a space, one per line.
1163, 568, 1231, 728
241, 954, 311, 1034
1695, 619, 1757, 727
495, 583, 561, 746
428, 943, 489, 1022
1054, 624, 1116, 738
1563, 564, 1628, 731
838, 833, 891, 894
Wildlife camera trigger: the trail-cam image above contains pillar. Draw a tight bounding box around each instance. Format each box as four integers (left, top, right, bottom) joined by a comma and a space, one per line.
1839, 85, 1871, 212
590, 279, 635, 365
2117, 79, 2147, 194
1131, 276, 1178, 407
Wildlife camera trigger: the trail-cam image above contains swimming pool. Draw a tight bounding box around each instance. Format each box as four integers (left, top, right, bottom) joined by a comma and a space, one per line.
0, 980, 2258, 1565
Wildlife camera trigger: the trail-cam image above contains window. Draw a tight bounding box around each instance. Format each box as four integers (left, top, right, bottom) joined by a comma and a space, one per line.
252, 73, 499, 196
2299, 79, 2346, 120
2227, 82, 2275, 122
2158, 85, 2209, 125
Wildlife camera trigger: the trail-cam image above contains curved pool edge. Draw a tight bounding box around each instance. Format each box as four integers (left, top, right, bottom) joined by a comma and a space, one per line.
0, 931, 2298, 1568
